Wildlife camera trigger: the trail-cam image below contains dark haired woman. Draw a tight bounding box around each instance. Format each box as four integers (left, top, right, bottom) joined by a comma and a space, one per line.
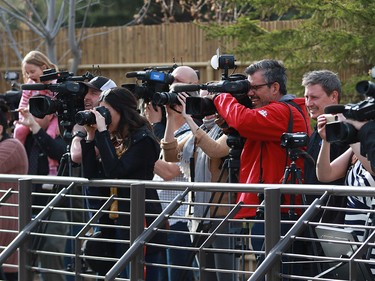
0, 102, 28, 281
80, 87, 166, 279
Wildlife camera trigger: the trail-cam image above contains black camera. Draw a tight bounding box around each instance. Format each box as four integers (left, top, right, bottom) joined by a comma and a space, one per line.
324, 72, 375, 144
124, 65, 177, 103
172, 52, 250, 116
22, 69, 94, 133
179, 75, 251, 116
324, 114, 357, 144
152, 91, 180, 106
0, 71, 22, 123
280, 132, 308, 149
75, 106, 111, 126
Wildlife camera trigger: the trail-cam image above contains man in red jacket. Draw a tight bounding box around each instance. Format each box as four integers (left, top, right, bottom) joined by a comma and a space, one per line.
214, 59, 311, 217
213, 59, 311, 273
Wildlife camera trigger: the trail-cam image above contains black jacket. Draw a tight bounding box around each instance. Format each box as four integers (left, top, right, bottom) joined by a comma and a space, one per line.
80, 125, 166, 251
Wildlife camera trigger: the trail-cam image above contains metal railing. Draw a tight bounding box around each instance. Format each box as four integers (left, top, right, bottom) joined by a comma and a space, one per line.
1, 174, 375, 281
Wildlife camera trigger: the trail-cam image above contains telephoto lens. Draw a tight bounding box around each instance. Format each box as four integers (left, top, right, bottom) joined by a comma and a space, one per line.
75, 106, 112, 126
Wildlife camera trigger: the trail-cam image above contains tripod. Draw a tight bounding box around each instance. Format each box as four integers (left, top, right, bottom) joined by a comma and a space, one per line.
254, 146, 312, 277
281, 147, 305, 219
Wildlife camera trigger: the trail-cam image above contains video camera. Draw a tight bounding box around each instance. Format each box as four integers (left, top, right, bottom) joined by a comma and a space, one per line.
0, 71, 22, 122
123, 65, 177, 103
175, 52, 251, 116
280, 132, 309, 149
22, 68, 94, 135
325, 67, 375, 144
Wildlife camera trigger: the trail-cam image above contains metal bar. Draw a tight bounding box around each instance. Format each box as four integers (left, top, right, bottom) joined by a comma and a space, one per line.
130, 183, 146, 281
105, 188, 190, 281
198, 202, 242, 280
265, 187, 281, 281
0, 182, 73, 264
248, 193, 329, 281
18, 178, 33, 281
74, 195, 117, 280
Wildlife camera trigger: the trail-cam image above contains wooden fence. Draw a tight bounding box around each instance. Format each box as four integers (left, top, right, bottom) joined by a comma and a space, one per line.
0, 21, 306, 93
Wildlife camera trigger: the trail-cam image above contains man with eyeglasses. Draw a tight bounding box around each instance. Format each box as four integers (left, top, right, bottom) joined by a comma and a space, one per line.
213, 59, 311, 217
212, 59, 311, 274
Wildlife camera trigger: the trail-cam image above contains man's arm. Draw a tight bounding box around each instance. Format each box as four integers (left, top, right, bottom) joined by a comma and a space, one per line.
154, 159, 182, 181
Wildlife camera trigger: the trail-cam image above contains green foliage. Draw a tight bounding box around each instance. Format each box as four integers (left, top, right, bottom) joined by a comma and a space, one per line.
204, 0, 375, 103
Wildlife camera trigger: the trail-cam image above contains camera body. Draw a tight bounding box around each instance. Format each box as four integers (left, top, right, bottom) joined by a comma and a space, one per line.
280, 132, 308, 149
1, 71, 22, 109
0, 71, 22, 123
325, 114, 358, 144
180, 54, 251, 116
75, 106, 111, 126
152, 91, 180, 106
124, 66, 177, 103
325, 75, 375, 144
24, 69, 94, 132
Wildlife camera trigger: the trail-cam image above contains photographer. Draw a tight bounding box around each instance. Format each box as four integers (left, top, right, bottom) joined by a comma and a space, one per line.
79, 87, 166, 280
15, 106, 68, 281
213, 59, 310, 216
212, 59, 311, 273
152, 65, 198, 281
70, 76, 117, 165
316, 114, 375, 250
161, 89, 237, 281
302, 70, 349, 223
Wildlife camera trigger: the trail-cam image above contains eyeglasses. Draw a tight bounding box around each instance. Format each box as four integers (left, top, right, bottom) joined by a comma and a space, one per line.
250, 82, 274, 91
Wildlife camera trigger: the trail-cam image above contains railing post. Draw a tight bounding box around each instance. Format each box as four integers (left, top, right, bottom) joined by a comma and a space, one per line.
18, 178, 33, 281
130, 183, 146, 281
264, 187, 281, 281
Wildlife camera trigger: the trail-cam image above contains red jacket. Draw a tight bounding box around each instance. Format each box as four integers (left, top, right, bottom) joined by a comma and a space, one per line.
214, 93, 311, 218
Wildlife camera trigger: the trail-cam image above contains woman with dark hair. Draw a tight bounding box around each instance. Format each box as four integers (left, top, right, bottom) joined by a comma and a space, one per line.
0, 102, 28, 281
80, 87, 166, 279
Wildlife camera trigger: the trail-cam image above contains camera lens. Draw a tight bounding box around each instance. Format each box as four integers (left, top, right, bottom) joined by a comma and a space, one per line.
152, 92, 180, 106
75, 111, 96, 126
75, 106, 112, 126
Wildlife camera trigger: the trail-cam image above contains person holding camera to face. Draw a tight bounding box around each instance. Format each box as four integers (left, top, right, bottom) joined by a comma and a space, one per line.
15, 106, 68, 281
212, 59, 311, 273
316, 114, 375, 246
302, 70, 350, 223
149, 65, 200, 281
79, 87, 166, 280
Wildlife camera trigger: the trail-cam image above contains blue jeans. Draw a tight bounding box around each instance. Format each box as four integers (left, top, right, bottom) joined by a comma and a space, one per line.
166, 221, 193, 281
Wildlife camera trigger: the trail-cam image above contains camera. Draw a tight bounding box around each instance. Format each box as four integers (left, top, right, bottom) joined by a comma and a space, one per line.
280, 132, 308, 149
179, 77, 251, 116
324, 68, 375, 144
0, 71, 22, 123
175, 53, 251, 116
324, 114, 358, 144
75, 106, 111, 126
152, 91, 180, 106
22, 68, 94, 133
124, 65, 177, 103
